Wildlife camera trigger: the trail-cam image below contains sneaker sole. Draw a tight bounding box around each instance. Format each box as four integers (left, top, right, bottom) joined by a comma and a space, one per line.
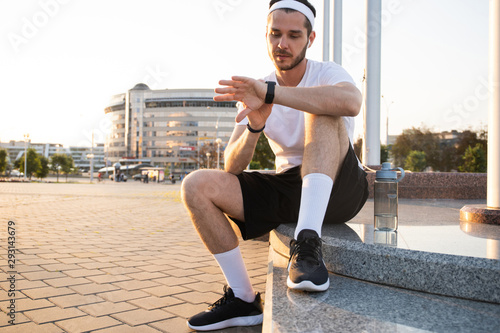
187, 313, 263, 331
287, 276, 330, 292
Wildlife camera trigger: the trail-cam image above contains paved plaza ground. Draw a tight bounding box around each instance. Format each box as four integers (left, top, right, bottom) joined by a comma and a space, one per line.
0, 181, 269, 332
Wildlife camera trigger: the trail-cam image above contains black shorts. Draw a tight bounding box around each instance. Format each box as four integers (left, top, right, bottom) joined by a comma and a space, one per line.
229, 144, 369, 240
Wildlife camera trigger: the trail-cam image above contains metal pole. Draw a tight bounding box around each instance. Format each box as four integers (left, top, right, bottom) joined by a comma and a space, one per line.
332, 0, 342, 64
323, 0, 330, 61
90, 131, 94, 183
23, 134, 28, 181
364, 0, 382, 166
488, 0, 500, 208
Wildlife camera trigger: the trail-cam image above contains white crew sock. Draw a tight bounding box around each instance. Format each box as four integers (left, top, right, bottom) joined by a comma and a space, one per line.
213, 246, 255, 303
294, 173, 334, 239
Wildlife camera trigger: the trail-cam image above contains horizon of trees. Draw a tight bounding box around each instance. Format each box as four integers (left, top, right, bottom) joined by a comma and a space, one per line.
354, 127, 487, 172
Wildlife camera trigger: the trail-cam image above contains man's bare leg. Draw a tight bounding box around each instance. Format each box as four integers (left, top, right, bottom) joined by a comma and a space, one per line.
181, 169, 256, 302
295, 114, 349, 238
287, 114, 350, 291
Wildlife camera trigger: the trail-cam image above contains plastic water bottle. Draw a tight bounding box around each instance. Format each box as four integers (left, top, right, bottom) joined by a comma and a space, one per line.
374, 162, 405, 231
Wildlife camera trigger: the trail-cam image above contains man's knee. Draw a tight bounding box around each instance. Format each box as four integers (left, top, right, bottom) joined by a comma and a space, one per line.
181, 169, 232, 206
181, 169, 209, 205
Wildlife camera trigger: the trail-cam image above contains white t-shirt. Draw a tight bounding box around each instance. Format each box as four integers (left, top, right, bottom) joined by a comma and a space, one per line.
238, 59, 358, 173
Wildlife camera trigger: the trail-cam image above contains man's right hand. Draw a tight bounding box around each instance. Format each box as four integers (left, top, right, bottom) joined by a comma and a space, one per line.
237, 102, 273, 130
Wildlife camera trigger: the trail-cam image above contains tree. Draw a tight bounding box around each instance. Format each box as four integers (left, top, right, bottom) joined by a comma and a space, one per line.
0, 149, 7, 175
352, 138, 389, 164
459, 144, 487, 173
250, 133, 275, 169
61, 155, 74, 181
391, 127, 440, 170
19, 148, 41, 180
50, 154, 72, 182
404, 150, 427, 172
35, 156, 50, 180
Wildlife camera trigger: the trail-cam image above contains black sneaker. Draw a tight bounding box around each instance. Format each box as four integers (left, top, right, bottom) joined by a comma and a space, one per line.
287, 229, 329, 291
187, 285, 263, 331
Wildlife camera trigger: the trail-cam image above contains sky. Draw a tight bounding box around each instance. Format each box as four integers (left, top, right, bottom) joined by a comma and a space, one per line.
0, 0, 490, 147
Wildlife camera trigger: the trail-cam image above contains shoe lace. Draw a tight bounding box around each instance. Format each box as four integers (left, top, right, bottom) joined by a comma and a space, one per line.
209, 285, 234, 311
290, 237, 322, 263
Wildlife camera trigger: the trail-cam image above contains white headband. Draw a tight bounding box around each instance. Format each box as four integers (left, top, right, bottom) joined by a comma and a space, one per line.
269, 1, 315, 29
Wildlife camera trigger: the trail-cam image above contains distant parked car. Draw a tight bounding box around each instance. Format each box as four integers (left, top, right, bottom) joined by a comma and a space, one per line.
108, 174, 127, 182
10, 170, 23, 177
132, 174, 143, 181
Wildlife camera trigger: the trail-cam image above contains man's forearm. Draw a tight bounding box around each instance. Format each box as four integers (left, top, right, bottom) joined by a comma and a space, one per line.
273, 83, 362, 117
224, 128, 261, 175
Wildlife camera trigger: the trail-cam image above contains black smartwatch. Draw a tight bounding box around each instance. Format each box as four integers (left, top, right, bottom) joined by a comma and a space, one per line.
265, 81, 276, 104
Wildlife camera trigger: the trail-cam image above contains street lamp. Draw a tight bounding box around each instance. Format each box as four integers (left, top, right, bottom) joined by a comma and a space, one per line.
215, 138, 222, 170
206, 152, 211, 169
382, 95, 394, 146
86, 154, 94, 182
23, 133, 29, 181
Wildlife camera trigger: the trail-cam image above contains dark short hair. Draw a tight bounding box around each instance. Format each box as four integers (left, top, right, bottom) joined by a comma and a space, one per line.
268, 0, 316, 36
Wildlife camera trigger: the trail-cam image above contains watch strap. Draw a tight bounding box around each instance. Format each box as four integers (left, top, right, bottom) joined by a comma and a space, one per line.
265, 81, 276, 104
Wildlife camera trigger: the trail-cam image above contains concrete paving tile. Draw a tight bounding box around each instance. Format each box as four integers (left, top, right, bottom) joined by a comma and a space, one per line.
151, 276, 199, 286
49, 294, 105, 308
40, 263, 81, 272
108, 260, 151, 268
78, 301, 137, 317
0, 298, 52, 313
150, 317, 191, 333
0, 312, 30, 326
142, 285, 191, 297
0, 322, 63, 333
98, 289, 149, 303
111, 279, 160, 291
163, 268, 204, 278
69, 283, 120, 295
111, 309, 172, 326
100, 266, 141, 275
94, 324, 161, 332
78, 262, 117, 270
38, 253, 74, 260
125, 271, 167, 281
129, 296, 184, 310
186, 281, 226, 293
23, 306, 86, 324
22, 286, 74, 300
56, 315, 121, 333
174, 291, 221, 304
190, 273, 225, 283
18, 258, 59, 266
0, 279, 48, 291
86, 274, 132, 284
163, 303, 208, 318
2, 264, 44, 273
137, 264, 175, 272
44, 277, 90, 288
58, 257, 95, 264
64, 268, 105, 278
195, 266, 225, 275
160, 261, 211, 270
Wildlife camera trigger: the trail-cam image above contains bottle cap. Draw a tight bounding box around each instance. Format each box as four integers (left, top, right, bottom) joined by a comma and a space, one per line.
376, 162, 405, 182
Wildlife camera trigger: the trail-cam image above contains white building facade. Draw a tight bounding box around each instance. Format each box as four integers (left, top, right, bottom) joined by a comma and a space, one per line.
104, 84, 236, 174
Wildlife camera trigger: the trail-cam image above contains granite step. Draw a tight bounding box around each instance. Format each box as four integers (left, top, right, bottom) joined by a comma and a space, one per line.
262, 199, 500, 332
